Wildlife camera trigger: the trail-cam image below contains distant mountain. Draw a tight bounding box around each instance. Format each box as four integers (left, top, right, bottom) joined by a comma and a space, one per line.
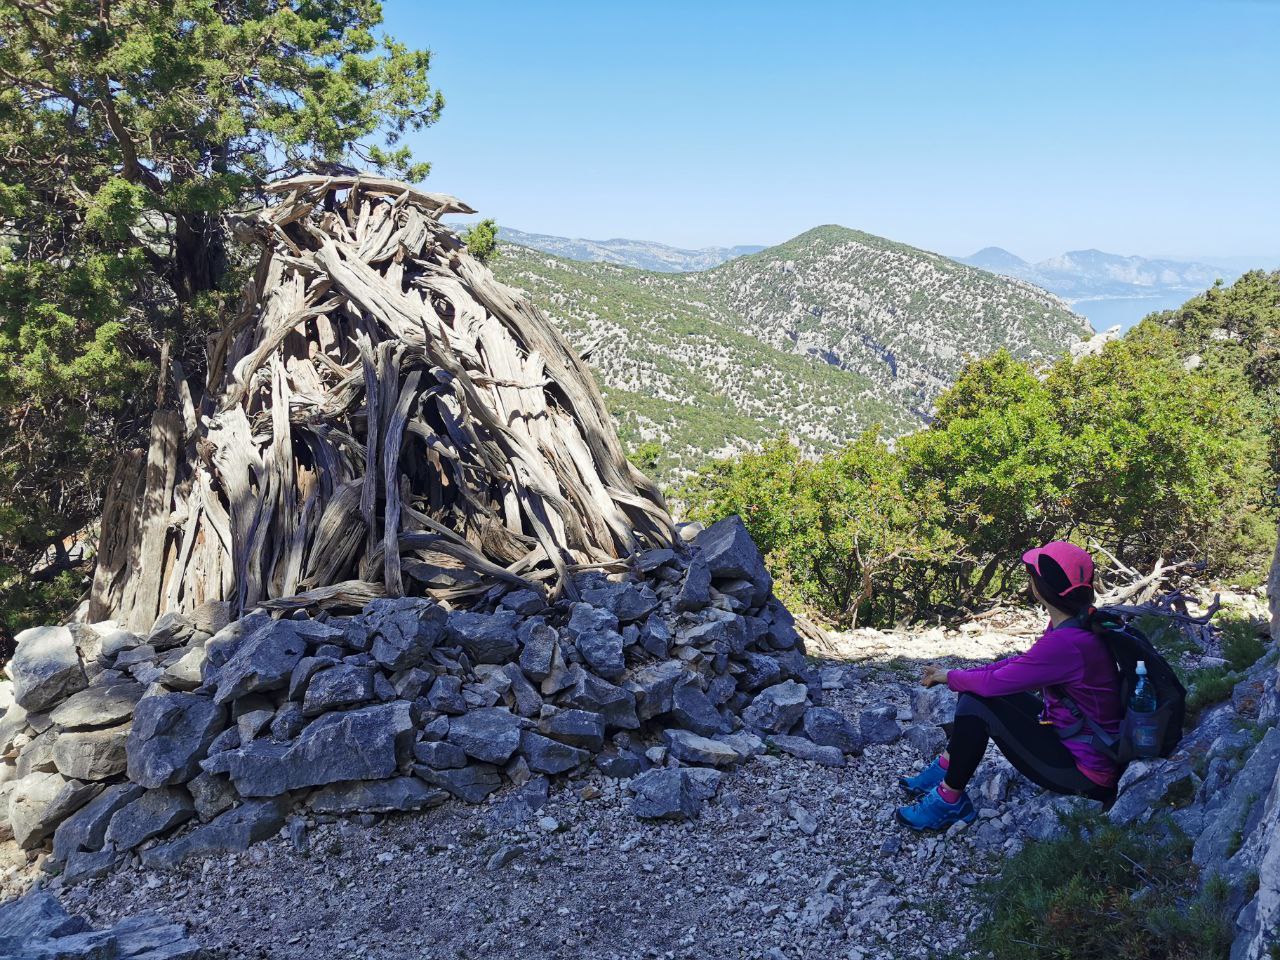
494, 226, 1089, 475
497, 227, 764, 273
956, 247, 1234, 300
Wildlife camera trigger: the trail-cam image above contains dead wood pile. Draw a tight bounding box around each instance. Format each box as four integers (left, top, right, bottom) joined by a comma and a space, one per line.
89, 175, 675, 631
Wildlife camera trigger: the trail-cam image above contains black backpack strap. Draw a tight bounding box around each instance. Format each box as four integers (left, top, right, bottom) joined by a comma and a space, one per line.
1049, 686, 1121, 760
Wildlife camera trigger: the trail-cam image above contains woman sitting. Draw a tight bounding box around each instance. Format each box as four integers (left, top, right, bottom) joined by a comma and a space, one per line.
895, 541, 1122, 832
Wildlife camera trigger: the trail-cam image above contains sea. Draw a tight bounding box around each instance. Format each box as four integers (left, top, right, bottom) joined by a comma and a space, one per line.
1069, 291, 1201, 333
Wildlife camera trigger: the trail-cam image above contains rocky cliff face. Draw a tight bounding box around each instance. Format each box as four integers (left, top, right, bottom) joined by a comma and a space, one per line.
494, 227, 1088, 473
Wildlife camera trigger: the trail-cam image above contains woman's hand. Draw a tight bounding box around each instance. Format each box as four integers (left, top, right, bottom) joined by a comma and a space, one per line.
921, 663, 950, 688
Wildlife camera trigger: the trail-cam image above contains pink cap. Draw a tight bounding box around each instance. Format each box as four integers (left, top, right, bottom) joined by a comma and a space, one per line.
1022, 541, 1094, 595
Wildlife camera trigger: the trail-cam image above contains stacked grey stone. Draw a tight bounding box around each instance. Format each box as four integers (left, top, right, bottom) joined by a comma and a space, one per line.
0, 889, 204, 959
0, 515, 856, 877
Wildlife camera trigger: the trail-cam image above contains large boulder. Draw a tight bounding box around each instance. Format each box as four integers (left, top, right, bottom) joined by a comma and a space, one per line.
693, 515, 772, 607
359, 597, 448, 670
225, 701, 414, 797
209, 619, 312, 704
51, 783, 145, 865
8, 772, 100, 849
103, 786, 194, 851
447, 609, 521, 664
9, 626, 87, 713
742, 680, 808, 734
126, 692, 226, 788
140, 796, 291, 870
662, 729, 740, 767
49, 682, 143, 731
52, 724, 131, 781
629, 768, 703, 821
446, 707, 523, 765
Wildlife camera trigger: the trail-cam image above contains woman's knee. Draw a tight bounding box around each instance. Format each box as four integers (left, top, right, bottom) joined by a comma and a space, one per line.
954, 692, 986, 719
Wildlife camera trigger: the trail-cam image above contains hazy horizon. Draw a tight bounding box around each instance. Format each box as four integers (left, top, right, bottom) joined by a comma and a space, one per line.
386, 1, 1279, 265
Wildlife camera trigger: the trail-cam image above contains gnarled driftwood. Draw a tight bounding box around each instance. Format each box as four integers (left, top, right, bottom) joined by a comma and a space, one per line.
92, 174, 675, 624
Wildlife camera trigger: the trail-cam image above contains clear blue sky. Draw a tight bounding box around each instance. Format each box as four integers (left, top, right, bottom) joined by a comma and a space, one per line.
384, 1, 1280, 264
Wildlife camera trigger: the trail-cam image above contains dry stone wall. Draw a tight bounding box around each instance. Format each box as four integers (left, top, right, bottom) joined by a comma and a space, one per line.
1, 516, 860, 886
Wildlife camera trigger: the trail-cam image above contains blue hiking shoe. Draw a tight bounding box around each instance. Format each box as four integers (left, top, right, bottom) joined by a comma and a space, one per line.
895, 786, 977, 832
898, 757, 948, 797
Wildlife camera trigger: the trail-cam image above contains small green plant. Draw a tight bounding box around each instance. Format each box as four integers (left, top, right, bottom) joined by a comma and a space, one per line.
1219, 617, 1267, 672
461, 219, 499, 263
1185, 665, 1241, 717
968, 813, 1234, 960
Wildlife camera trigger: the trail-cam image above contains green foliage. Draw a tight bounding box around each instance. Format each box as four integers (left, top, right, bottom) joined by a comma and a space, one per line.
1219, 617, 1267, 672
683, 286, 1275, 625
462, 219, 499, 263
625, 441, 664, 474
682, 433, 951, 625
969, 814, 1234, 960
0, 0, 443, 636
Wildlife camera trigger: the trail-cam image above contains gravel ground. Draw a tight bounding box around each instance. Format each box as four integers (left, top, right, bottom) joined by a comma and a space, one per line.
11, 620, 1055, 960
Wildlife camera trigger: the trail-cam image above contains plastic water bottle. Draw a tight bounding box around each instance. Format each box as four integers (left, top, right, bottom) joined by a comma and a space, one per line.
1130, 660, 1159, 757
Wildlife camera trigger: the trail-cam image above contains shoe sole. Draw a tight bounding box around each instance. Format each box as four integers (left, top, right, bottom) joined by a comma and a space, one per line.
893, 807, 978, 833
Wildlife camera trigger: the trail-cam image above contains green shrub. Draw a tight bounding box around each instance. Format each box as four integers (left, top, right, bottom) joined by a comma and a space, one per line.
1219, 618, 1267, 672
969, 815, 1233, 960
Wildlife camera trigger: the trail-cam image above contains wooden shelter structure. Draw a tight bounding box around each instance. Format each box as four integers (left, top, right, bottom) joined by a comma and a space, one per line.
89, 175, 675, 631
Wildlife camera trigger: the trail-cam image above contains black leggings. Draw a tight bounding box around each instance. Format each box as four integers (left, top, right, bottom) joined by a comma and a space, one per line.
943, 692, 1115, 802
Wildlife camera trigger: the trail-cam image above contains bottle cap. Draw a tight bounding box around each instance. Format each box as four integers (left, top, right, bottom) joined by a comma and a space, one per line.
1136, 660, 1147, 673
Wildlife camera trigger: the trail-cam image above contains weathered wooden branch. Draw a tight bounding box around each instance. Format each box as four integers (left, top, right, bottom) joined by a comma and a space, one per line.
91, 175, 676, 625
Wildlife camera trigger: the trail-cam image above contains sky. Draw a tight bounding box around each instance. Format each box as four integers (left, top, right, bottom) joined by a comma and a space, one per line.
383, 1, 1280, 264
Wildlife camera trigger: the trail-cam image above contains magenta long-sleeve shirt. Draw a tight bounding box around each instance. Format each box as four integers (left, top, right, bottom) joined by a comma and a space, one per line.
946, 622, 1123, 786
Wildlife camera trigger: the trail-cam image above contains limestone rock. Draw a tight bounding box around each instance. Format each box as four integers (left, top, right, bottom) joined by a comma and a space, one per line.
859, 705, 902, 745
104, 786, 194, 851
9, 772, 100, 849
49, 682, 143, 731
559, 666, 639, 730
414, 762, 503, 803
52, 724, 130, 781
668, 681, 724, 737
447, 609, 520, 664
539, 709, 606, 751
187, 772, 238, 821
768, 734, 845, 767
694, 515, 772, 606
141, 796, 292, 869
302, 664, 375, 716
361, 597, 448, 670
10, 626, 87, 713
51, 782, 145, 864
802, 706, 862, 755
126, 692, 226, 788
627, 660, 686, 721
226, 701, 414, 797
306, 777, 447, 815
629, 768, 702, 821
446, 707, 522, 765
742, 680, 808, 734
911, 684, 958, 727
520, 731, 589, 774
663, 729, 740, 767
676, 555, 712, 612
209, 619, 311, 704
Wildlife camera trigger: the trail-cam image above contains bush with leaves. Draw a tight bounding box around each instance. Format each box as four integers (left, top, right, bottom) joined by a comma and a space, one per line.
0, 0, 445, 637
683, 305, 1274, 625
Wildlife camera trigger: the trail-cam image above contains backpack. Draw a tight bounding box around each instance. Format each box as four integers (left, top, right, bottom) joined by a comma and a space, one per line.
1052, 610, 1187, 765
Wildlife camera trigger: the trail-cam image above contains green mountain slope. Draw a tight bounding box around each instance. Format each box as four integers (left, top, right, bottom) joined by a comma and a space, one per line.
492, 226, 1089, 475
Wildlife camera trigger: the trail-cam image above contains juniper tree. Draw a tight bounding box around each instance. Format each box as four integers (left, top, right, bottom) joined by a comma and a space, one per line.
0, 0, 444, 633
